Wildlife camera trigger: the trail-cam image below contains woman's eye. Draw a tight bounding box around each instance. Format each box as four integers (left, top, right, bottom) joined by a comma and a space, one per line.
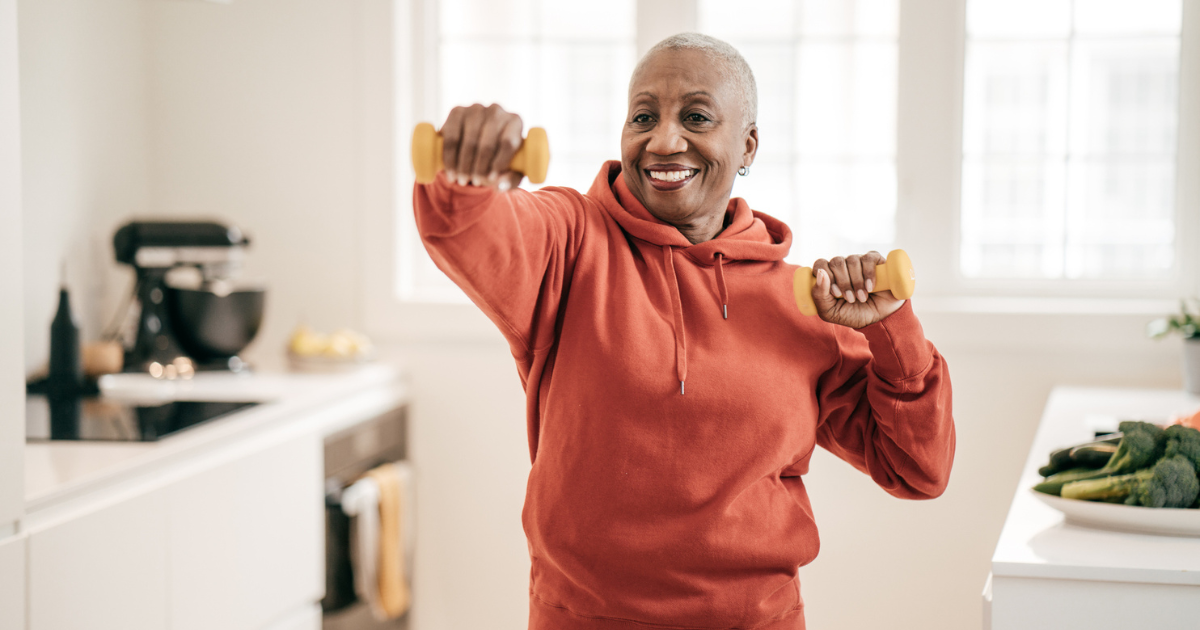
632, 114, 652, 124
686, 113, 710, 122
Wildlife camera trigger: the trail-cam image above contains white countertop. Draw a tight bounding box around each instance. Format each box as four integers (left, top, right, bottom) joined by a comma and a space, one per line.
992, 386, 1200, 585
25, 363, 407, 514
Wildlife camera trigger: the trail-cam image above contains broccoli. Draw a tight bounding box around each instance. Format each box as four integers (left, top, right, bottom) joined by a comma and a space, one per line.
1164, 424, 1200, 473
1034, 421, 1166, 496
1060, 455, 1200, 508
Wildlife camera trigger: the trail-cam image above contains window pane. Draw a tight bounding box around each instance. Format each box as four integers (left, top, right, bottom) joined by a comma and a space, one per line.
1073, 0, 1182, 36
962, 43, 1069, 156
795, 41, 895, 157
439, 41, 538, 120
697, 0, 796, 39
960, 0, 1180, 281
439, 0, 536, 38
1068, 41, 1179, 156
1065, 158, 1175, 278
967, 0, 1071, 38
543, 2, 635, 39
961, 158, 1065, 278
799, 0, 898, 37
795, 160, 895, 261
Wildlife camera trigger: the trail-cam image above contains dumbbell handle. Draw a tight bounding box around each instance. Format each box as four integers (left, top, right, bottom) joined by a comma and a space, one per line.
792, 249, 916, 316
411, 122, 550, 185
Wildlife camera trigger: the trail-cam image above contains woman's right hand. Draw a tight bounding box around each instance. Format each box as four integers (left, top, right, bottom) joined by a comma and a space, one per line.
441, 103, 525, 190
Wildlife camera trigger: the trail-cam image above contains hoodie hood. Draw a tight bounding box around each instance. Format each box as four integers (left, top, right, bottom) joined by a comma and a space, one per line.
587, 161, 792, 265
587, 161, 793, 394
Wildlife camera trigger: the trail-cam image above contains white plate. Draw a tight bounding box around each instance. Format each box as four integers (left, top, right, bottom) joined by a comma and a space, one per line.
1031, 488, 1200, 537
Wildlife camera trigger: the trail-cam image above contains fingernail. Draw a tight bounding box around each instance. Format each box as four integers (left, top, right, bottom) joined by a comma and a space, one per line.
845, 290, 855, 303
445, 169, 456, 182
471, 174, 482, 186
498, 179, 511, 192
457, 174, 469, 186
488, 171, 498, 184
866, 279, 874, 292
858, 290, 868, 302
831, 284, 842, 298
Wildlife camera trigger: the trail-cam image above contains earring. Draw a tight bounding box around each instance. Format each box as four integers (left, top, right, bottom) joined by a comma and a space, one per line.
738, 166, 749, 176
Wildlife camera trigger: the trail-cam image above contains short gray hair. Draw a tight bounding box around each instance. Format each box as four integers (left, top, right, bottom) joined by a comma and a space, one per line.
633, 33, 758, 129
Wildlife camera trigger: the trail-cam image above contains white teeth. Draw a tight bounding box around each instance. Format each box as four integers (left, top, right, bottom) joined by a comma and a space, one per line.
649, 170, 693, 182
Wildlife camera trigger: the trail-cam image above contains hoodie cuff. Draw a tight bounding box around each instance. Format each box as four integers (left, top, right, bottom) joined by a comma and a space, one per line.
857, 300, 933, 382
416, 170, 500, 234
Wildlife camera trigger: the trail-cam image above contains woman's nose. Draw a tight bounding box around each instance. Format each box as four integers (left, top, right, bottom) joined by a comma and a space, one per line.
646, 122, 687, 155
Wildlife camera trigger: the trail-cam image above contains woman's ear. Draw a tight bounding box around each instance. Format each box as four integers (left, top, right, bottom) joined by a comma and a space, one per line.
743, 123, 758, 167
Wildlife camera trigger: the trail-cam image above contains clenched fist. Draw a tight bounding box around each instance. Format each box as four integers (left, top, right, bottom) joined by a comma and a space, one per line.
440, 103, 525, 190
810, 251, 905, 329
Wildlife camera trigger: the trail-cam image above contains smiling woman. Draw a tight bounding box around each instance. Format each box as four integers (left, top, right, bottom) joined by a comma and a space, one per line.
621, 38, 758, 245
412, 33, 955, 630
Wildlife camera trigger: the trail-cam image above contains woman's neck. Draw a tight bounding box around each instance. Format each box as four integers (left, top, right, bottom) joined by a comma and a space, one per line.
675, 207, 731, 244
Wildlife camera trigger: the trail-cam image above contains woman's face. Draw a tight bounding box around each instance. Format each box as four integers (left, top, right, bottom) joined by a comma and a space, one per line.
621, 48, 757, 231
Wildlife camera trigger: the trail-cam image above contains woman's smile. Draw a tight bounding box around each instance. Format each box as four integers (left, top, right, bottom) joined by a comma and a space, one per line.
645, 164, 699, 190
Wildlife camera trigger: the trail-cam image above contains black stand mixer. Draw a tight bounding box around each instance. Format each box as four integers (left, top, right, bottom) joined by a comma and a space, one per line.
114, 221, 266, 378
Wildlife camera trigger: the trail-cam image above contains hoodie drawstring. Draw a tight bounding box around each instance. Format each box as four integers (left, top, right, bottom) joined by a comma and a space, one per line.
715, 253, 728, 320
663, 248, 732, 395
662, 246, 688, 395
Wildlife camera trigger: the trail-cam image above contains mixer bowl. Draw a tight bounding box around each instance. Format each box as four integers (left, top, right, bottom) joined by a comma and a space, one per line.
167, 285, 265, 361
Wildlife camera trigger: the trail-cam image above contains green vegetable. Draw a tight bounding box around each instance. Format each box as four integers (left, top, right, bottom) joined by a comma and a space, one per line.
1060, 455, 1200, 508
1034, 422, 1165, 496
1164, 424, 1200, 472
1068, 442, 1117, 468
1037, 435, 1122, 477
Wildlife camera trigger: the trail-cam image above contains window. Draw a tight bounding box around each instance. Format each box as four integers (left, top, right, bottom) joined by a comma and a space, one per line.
698, 0, 899, 264
961, 0, 1182, 280
387, 0, 1198, 315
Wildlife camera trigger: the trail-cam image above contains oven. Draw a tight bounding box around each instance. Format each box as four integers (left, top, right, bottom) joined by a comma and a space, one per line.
321, 404, 412, 630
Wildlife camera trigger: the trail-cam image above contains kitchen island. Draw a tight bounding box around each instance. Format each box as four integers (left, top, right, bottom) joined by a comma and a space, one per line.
985, 386, 1200, 629
17, 363, 408, 630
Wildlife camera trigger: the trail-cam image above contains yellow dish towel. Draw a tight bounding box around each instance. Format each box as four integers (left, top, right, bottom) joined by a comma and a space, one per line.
365, 462, 411, 618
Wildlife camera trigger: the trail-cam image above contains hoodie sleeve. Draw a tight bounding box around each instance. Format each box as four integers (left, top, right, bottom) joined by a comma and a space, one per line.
413, 173, 586, 359
813, 301, 956, 499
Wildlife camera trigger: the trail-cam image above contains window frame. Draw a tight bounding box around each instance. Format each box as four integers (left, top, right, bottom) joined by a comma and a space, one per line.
361, 0, 1200, 346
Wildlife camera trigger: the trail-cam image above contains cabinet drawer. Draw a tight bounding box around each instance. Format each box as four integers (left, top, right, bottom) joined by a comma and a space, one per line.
28, 489, 169, 630
168, 434, 324, 630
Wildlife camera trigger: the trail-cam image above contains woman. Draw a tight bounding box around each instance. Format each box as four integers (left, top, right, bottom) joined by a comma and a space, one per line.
415, 33, 954, 630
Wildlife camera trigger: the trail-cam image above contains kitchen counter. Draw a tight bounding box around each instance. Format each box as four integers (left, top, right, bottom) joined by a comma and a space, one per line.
24, 363, 407, 518
985, 386, 1200, 629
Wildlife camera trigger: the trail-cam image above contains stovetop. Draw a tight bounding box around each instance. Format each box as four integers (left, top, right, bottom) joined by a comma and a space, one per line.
26, 394, 259, 442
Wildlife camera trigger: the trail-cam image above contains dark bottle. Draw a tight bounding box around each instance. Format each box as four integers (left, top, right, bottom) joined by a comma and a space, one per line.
47, 287, 84, 438
48, 287, 83, 388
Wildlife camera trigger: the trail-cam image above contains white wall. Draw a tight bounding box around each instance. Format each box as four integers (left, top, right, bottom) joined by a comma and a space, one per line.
145, 0, 364, 368
18, 0, 154, 375
0, 0, 25, 531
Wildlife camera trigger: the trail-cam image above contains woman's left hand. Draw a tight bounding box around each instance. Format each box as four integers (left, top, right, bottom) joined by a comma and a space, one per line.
810, 251, 905, 329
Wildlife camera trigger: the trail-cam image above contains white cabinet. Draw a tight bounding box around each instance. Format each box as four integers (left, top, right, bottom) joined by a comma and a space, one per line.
26, 433, 324, 630
168, 434, 323, 630
28, 489, 169, 630
0, 534, 26, 630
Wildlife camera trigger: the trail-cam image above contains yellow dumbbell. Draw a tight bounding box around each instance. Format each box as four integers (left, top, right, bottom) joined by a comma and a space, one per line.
792, 249, 916, 316
411, 122, 550, 185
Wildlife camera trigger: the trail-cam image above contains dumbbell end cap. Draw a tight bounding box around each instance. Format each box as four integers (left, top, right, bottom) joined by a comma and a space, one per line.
885, 249, 916, 300
793, 267, 818, 316
412, 122, 439, 184
523, 127, 550, 184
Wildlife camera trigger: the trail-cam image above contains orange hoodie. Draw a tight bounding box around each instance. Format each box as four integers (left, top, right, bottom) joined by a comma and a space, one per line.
415, 162, 955, 630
